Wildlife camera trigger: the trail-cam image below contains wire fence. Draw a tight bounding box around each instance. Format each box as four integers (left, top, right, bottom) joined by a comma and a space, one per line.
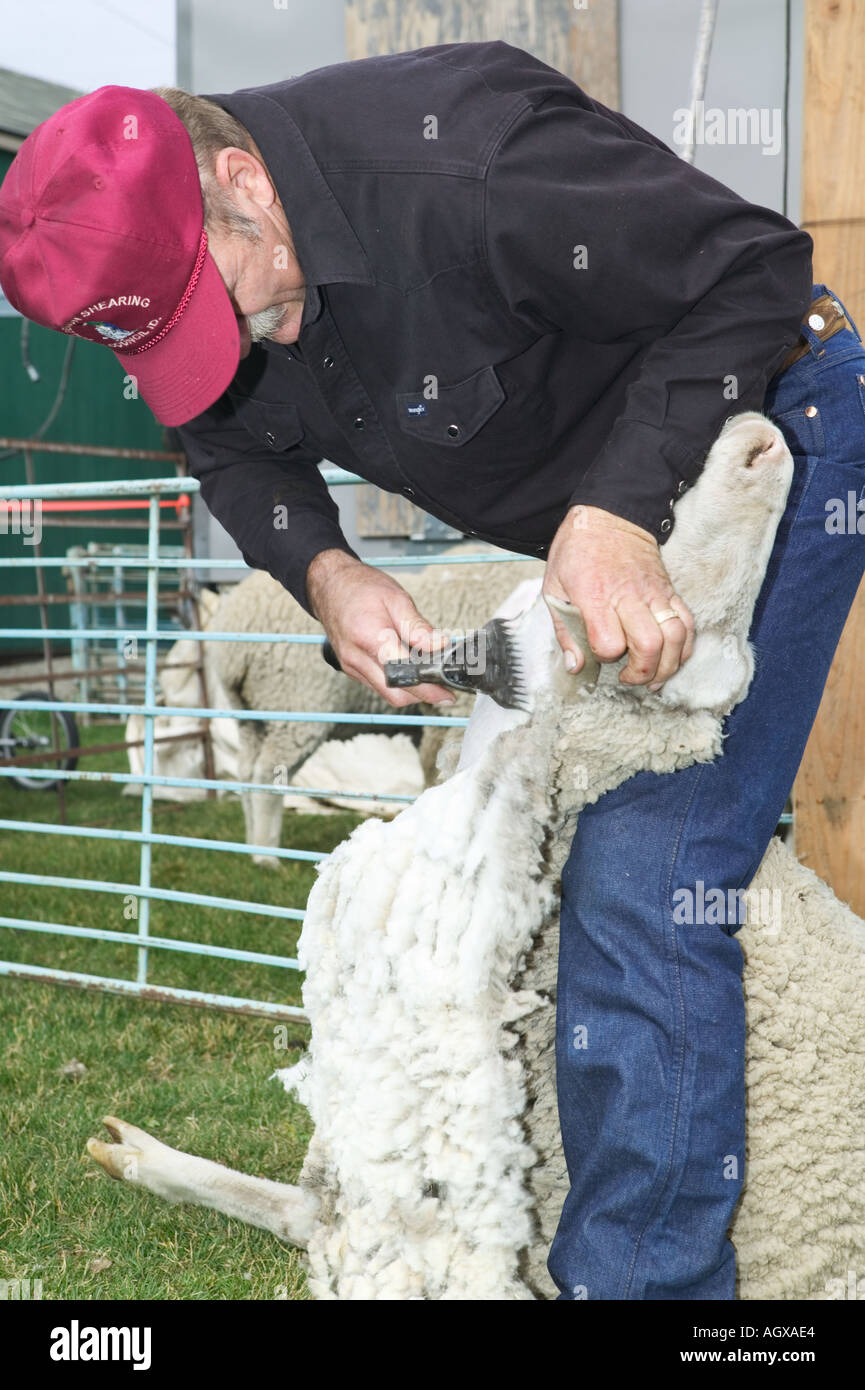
0, 466, 532, 1021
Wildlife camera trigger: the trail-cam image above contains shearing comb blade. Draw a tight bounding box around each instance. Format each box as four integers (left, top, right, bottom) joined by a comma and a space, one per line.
383, 615, 531, 712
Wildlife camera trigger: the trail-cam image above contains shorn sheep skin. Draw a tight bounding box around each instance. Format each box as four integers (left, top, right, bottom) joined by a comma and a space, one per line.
88, 412, 865, 1301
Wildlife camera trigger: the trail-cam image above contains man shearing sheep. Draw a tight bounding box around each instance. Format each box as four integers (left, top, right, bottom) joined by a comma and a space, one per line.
3, 41, 864, 1300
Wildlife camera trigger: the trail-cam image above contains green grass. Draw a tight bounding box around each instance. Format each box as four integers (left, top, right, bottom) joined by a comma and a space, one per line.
0, 723, 365, 1299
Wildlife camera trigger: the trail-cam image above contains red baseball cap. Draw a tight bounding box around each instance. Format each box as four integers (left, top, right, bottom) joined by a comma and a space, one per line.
0, 85, 240, 426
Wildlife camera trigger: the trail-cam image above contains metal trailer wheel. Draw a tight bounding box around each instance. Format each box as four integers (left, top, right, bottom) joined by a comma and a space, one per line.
0, 692, 80, 792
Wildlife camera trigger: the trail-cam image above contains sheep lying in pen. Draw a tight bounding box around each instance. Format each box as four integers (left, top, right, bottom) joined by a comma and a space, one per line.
204, 553, 543, 864
88, 412, 865, 1300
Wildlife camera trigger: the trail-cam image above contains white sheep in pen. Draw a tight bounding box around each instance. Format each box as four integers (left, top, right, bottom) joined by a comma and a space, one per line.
127, 555, 542, 828
88, 411, 865, 1300
205, 555, 543, 861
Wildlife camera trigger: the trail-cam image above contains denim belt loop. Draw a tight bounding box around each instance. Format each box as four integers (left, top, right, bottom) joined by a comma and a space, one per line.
799, 315, 828, 358
800, 283, 832, 357
811, 281, 863, 344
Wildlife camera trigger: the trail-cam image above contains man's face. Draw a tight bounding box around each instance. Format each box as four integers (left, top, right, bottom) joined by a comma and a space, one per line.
205, 145, 307, 359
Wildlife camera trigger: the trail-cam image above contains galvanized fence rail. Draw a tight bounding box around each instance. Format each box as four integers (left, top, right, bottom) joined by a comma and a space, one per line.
0, 470, 532, 1021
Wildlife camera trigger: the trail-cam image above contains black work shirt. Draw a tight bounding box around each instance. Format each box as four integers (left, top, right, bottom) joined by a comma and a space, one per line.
177, 41, 813, 615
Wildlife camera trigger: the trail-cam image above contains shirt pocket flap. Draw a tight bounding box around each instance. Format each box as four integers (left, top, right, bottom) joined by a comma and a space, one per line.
396, 364, 505, 446
227, 392, 306, 451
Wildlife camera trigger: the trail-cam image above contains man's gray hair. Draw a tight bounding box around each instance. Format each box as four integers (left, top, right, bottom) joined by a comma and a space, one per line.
150, 86, 262, 242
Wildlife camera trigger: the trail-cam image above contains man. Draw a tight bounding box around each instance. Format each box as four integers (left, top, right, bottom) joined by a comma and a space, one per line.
2, 42, 863, 1299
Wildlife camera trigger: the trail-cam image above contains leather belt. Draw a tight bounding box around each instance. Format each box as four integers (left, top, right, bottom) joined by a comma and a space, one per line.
774, 292, 852, 375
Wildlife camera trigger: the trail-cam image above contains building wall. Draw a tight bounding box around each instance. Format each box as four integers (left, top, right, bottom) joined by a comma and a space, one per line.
181, 0, 347, 90
621, 0, 803, 222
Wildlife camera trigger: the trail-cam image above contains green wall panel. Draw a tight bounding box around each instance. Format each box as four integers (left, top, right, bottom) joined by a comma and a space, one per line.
1, 148, 183, 653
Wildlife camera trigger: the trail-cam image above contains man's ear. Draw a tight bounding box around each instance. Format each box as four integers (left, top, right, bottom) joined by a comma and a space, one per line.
213, 146, 275, 209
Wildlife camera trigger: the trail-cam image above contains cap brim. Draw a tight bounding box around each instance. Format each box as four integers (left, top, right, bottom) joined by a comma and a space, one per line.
115, 248, 240, 427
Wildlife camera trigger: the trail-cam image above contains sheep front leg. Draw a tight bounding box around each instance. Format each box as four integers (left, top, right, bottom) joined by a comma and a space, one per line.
239, 720, 291, 869
248, 786, 288, 869
87, 1118, 319, 1248
236, 718, 268, 860
250, 726, 329, 866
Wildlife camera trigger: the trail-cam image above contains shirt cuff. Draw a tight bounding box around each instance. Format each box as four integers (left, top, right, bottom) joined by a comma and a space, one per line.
243, 520, 360, 618
567, 421, 700, 543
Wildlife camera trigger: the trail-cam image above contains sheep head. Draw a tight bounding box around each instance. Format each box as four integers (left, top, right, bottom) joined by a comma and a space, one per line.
457, 411, 793, 771
654, 411, 793, 714
538, 410, 793, 716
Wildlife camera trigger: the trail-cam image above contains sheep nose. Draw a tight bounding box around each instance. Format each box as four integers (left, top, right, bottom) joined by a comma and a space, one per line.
743, 427, 785, 468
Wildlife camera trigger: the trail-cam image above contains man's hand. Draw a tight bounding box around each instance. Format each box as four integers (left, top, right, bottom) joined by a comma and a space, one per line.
543, 506, 695, 688
306, 549, 457, 708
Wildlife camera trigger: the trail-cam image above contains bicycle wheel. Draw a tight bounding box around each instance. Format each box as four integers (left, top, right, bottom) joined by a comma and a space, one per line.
0, 692, 80, 792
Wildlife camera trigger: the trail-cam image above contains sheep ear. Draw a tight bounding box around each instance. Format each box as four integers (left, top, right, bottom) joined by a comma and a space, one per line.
543, 594, 601, 689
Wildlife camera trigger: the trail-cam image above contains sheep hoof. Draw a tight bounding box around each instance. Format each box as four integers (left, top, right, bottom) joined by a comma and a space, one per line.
252, 853, 282, 870
86, 1115, 155, 1184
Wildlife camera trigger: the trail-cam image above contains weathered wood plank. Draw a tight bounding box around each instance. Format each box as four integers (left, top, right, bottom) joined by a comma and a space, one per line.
345, 0, 618, 103
793, 0, 865, 910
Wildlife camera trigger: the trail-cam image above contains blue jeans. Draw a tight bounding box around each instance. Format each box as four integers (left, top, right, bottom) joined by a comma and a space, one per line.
548, 284, 865, 1300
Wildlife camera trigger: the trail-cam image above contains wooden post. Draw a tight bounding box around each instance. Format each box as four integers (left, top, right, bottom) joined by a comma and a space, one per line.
793, 0, 865, 909
345, 0, 618, 101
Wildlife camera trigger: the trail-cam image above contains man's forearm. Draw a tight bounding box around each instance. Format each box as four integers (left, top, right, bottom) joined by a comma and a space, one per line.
305, 548, 367, 622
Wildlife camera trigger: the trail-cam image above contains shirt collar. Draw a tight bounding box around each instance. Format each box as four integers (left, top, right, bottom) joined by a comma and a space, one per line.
301, 282, 323, 328
200, 86, 375, 294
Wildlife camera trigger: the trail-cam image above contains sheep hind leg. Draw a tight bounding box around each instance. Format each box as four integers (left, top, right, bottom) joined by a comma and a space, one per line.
87, 1117, 319, 1248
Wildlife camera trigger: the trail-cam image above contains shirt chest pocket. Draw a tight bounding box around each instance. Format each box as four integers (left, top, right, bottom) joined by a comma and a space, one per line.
227, 392, 307, 452
395, 362, 554, 472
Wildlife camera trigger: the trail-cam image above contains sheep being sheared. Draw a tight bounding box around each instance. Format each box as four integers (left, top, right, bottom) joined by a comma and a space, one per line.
205, 553, 544, 864
88, 412, 865, 1300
